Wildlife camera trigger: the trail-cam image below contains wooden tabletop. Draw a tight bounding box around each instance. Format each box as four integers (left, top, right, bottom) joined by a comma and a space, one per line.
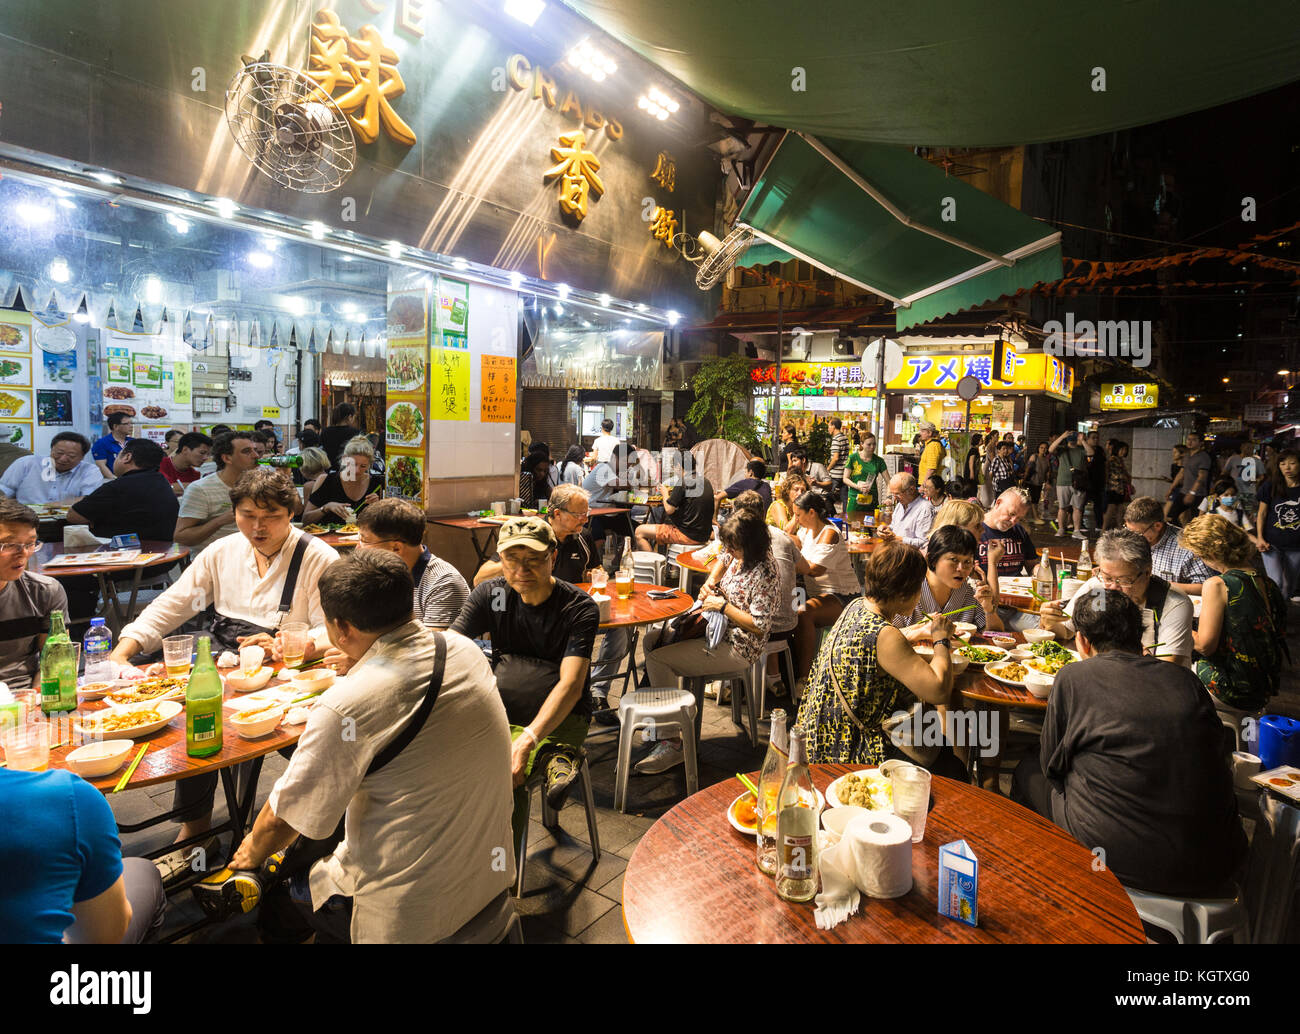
45, 667, 308, 794
622, 763, 1144, 944
36, 541, 189, 579
954, 629, 1050, 711
430, 506, 630, 532
675, 549, 713, 574
574, 582, 694, 629
314, 532, 359, 550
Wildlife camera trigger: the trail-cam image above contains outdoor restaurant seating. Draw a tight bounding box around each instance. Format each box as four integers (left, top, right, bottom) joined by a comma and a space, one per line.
515, 748, 601, 897
614, 687, 699, 813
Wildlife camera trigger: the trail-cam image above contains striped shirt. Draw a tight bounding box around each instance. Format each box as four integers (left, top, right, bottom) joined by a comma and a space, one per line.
892, 576, 988, 632
828, 432, 850, 480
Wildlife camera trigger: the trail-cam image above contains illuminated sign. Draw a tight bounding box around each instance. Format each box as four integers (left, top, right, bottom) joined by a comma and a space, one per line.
1100, 382, 1158, 410
545, 130, 605, 221
506, 54, 624, 140
752, 354, 1075, 400
651, 151, 676, 191
307, 10, 416, 147
649, 206, 678, 248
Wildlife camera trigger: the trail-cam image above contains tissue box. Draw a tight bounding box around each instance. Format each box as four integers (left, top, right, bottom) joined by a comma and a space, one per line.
938, 840, 978, 927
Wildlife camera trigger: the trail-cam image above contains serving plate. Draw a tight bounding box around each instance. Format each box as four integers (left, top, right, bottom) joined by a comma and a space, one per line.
78, 700, 183, 740
824, 769, 892, 810
727, 787, 825, 834
952, 644, 1009, 668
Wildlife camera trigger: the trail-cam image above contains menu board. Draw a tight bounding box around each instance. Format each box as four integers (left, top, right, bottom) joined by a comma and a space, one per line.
480, 355, 516, 423
0, 310, 33, 444
384, 275, 429, 507
101, 330, 193, 428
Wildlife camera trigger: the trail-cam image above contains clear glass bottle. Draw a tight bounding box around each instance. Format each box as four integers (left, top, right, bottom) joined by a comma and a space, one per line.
185, 636, 224, 758
755, 709, 789, 875
1035, 547, 1055, 605
775, 724, 820, 903
1076, 539, 1093, 579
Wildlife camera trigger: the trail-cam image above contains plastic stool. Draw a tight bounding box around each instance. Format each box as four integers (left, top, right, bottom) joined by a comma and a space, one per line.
1125, 884, 1250, 944
630, 551, 666, 584
615, 688, 699, 813
729, 640, 796, 741
515, 750, 600, 896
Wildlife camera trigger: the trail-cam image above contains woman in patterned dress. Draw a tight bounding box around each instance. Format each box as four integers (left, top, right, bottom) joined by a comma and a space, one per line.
796, 540, 955, 767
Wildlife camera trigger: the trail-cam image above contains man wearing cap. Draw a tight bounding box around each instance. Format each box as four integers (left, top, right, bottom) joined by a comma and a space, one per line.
917, 422, 945, 487
450, 516, 600, 858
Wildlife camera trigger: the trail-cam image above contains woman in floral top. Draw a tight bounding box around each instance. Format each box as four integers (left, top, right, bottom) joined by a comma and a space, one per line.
639, 511, 780, 773
1103, 440, 1130, 529
1180, 514, 1282, 714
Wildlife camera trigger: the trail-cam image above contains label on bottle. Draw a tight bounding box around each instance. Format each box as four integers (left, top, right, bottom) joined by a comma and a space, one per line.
192, 712, 219, 743
780, 833, 813, 879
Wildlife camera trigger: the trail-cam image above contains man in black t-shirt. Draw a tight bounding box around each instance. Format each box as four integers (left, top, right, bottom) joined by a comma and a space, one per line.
67, 438, 178, 542
635, 470, 715, 551
717, 458, 773, 510
451, 516, 599, 854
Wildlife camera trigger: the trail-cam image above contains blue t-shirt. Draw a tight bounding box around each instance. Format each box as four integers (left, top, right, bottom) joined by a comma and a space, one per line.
0, 769, 123, 943
90, 433, 124, 469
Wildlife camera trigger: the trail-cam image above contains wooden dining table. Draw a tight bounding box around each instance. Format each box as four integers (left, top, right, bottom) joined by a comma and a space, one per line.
622, 763, 1145, 944
430, 507, 631, 566
35, 541, 190, 634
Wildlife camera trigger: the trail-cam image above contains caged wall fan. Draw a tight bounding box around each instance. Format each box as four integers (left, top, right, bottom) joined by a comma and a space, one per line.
674, 226, 755, 289
225, 58, 357, 193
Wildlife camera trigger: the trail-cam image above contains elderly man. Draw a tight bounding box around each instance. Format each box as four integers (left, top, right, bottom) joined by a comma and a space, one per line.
1037, 528, 1194, 666
1123, 495, 1213, 595
974, 487, 1042, 632
878, 473, 933, 548
0, 432, 103, 505
228, 549, 515, 943
451, 517, 600, 854
917, 422, 945, 486
1012, 586, 1245, 899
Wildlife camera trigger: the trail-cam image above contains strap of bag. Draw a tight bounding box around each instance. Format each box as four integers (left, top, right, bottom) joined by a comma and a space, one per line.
367, 631, 447, 776
827, 600, 872, 738
277, 534, 313, 615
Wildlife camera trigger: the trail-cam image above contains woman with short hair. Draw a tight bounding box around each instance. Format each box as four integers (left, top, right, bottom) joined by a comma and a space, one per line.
785, 491, 861, 683
767, 470, 810, 529
921, 474, 947, 509
303, 436, 381, 524
894, 525, 1001, 633
1180, 513, 1282, 714
932, 498, 985, 540
1256, 447, 1300, 599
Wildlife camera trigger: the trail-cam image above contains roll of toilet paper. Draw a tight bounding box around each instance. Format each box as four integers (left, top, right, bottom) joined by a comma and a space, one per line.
845, 812, 914, 899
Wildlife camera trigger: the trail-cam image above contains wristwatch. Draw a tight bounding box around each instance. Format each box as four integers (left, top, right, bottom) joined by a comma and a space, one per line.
933, 637, 951, 649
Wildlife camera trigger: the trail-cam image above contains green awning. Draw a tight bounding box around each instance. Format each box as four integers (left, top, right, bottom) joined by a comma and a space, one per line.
736, 133, 1060, 329
739, 241, 795, 267
564, 0, 1300, 147
897, 243, 1063, 329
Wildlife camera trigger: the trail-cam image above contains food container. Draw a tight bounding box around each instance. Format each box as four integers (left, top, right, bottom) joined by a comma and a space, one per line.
230, 705, 284, 739
1023, 667, 1054, 698
224, 666, 274, 693
65, 740, 135, 778
289, 668, 337, 695
590, 593, 612, 622
953, 622, 977, 636
938, 839, 979, 927
1022, 628, 1056, 644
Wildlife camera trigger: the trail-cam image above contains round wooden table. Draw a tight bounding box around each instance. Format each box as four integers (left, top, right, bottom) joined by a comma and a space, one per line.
622, 763, 1144, 944
573, 582, 694, 629
674, 549, 712, 575
956, 628, 1049, 712
36, 541, 190, 633
314, 531, 359, 550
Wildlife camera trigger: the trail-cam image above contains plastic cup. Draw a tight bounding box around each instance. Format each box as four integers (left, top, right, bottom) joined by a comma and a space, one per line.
1, 721, 52, 771
890, 765, 932, 843
590, 568, 608, 591
279, 622, 310, 669
162, 634, 194, 677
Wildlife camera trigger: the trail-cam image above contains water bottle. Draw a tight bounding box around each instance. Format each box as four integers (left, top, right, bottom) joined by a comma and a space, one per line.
82, 618, 113, 683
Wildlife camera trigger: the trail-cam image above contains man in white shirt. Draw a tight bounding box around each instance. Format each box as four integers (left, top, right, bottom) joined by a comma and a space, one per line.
878, 473, 934, 548
230, 549, 515, 943
0, 433, 103, 504
174, 431, 260, 552
588, 419, 620, 466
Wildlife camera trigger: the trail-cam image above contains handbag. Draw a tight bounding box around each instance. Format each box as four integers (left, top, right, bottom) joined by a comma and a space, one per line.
493, 653, 563, 726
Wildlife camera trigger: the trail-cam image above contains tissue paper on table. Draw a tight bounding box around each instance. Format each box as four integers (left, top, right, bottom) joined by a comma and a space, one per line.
815, 830, 861, 930
845, 812, 914, 899
216, 651, 240, 669
63, 526, 108, 550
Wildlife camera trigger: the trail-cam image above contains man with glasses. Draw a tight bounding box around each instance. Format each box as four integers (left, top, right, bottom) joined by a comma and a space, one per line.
451, 516, 600, 845
1036, 528, 1193, 666
0, 432, 103, 505
0, 499, 68, 690
1122, 495, 1213, 596
354, 498, 468, 629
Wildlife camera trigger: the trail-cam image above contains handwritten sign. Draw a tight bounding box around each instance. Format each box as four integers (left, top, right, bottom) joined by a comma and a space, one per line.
173, 361, 192, 405
480, 355, 516, 423
428, 347, 469, 421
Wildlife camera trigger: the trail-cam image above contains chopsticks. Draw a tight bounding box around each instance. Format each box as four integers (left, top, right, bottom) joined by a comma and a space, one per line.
287, 689, 326, 706
113, 744, 149, 793
288, 657, 327, 672
932, 604, 977, 619
736, 772, 759, 797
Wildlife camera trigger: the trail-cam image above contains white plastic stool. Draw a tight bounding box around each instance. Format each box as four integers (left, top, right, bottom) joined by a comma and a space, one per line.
1125, 885, 1250, 944
615, 688, 699, 813
630, 551, 666, 584
728, 639, 796, 745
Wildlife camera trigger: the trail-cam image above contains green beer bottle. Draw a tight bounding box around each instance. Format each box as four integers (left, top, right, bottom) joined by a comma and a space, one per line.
185, 635, 224, 758
39, 610, 78, 716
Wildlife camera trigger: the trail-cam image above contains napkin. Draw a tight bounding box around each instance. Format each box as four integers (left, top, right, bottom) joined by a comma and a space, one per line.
216, 651, 240, 669
845, 812, 914, 899
63, 526, 108, 549
814, 830, 862, 930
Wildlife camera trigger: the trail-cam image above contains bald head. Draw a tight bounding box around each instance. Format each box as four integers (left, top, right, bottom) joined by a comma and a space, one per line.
889, 472, 918, 504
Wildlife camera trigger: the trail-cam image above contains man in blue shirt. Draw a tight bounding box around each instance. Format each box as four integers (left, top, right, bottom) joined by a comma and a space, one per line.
91, 413, 134, 480
0, 767, 165, 942
0, 432, 103, 505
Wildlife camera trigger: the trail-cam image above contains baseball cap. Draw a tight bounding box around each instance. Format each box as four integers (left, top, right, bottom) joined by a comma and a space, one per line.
497, 515, 556, 553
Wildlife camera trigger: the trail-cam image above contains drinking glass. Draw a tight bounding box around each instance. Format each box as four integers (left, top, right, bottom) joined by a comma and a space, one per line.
615, 571, 634, 599
1, 721, 51, 771
890, 765, 932, 843
162, 634, 195, 678
279, 622, 310, 669
590, 568, 608, 591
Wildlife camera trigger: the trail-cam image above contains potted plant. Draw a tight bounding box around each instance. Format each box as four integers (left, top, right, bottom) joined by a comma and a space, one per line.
686, 356, 765, 451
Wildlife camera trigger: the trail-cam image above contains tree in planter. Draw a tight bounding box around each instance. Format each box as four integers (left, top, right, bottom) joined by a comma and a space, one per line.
805, 418, 831, 466
686, 355, 766, 451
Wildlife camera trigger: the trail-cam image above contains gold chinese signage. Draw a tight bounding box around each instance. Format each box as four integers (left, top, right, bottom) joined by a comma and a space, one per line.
545, 130, 604, 222
649, 206, 677, 248
651, 151, 676, 191
307, 9, 416, 147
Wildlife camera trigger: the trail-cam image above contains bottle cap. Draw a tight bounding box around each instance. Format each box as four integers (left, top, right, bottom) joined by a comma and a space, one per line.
89, 617, 105, 626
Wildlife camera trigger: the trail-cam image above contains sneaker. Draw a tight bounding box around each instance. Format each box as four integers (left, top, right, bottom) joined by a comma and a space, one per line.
592, 706, 621, 727
633, 739, 684, 774
590, 690, 610, 711
1071, 531, 1087, 540
191, 850, 286, 920
544, 753, 580, 809
155, 835, 221, 886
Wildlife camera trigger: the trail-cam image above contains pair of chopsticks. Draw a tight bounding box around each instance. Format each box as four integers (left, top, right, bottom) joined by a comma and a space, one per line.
113, 744, 149, 793
737, 772, 760, 797
287, 657, 327, 672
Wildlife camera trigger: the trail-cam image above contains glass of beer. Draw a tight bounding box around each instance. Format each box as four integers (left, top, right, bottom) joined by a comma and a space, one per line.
279, 622, 310, 669
1, 721, 51, 771
162, 635, 195, 678
615, 571, 634, 599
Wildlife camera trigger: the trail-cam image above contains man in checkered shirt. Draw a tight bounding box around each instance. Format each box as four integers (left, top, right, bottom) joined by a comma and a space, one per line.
1122, 496, 1213, 595
986, 439, 1017, 495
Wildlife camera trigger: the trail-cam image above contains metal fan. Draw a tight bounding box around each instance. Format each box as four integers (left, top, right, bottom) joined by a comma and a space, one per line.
690, 226, 755, 289
225, 61, 356, 193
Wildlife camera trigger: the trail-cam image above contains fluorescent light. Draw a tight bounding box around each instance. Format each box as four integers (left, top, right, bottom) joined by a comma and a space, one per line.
503, 0, 544, 25
385, 240, 403, 258
452, 257, 469, 270
165, 213, 191, 234
306, 221, 327, 240
509, 271, 525, 289
667, 310, 680, 326
556, 283, 571, 298
635, 303, 648, 312
599, 293, 611, 306
73, 311, 90, 324
210, 198, 239, 219
90, 171, 122, 185
247, 250, 273, 269
143, 276, 163, 303
16, 202, 53, 225
339, 302, 358, 315
48, 258, 71, 283
285, 297, 307, 317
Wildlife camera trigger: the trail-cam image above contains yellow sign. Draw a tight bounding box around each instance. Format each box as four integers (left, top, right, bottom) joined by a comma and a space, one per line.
480, 355, 516, 423
545, 129, 604, 221
886, 353, 1075, 400
173, 362, 192, 405
651, 151, 676, 191
429, 347, 469, 421
261, 406, 281, 420
1101, 382, 1158, 410
650, 207, 678, 249
307, 10, 416, 147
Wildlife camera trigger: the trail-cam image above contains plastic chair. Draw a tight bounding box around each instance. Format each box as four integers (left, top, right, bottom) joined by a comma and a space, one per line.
514, 749, 600, 897
630, 551, 666, 584
1243, 791, 1300, 943
728, 639, 797, 746
1124, 884, 1250, 944
614, 687, 698, 813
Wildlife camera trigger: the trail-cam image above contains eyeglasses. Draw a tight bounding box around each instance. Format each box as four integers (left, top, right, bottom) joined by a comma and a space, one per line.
0, 541, 40, 555
500, 551, 552, 569
553, 507, 589, 520
1096, 568, 1142, 589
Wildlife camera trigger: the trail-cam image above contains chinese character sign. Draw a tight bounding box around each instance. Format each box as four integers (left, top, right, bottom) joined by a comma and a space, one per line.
650, 206, 678, 248
480, 355, 516, 423
650, 151, 676, 191
307, 11, 416, 147
1100, 382, 1158, 410
545, 130, 604, 221
429, 347, 470, 421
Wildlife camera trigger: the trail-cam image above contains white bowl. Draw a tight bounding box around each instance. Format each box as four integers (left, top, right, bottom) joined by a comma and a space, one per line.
950, 652, 970, 677
289, 668, 337, 695
1024, 668, 1055, 698
65, 739, 135, 778
230, 706, 284, 739
953, 622, 978, 636
224, 666, 274, 693
1007, 647, 1034, 661
1022, 628, 1056, 644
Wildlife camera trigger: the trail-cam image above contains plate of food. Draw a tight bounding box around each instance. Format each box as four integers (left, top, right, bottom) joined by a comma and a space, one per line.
1025, 640, 1079, 675
953, 643, 1008, 667
78, 700, 182, 740
385, 401, 425, 448
332, 523, 359, 534
386, 346, 426, 392
0, 320, 29, 351
387, 455, 423, 500
825, 769, 892, 810
727, 787, 826, 834
103, 676, 188, 707
984, 660, 1032, 687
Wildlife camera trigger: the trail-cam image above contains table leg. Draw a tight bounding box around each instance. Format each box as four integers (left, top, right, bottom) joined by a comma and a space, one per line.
471, 528, 499, 567
120, 567, 147, 629
96, 572, 125, 634
219, 757, 266, 841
